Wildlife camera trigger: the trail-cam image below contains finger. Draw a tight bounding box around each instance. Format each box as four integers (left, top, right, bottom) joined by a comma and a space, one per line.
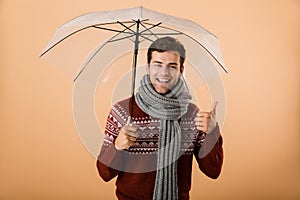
195, 118, 208, 125
115, 136, 129, 150
195, 116, 209, 123
194, 115, 200, 121
196, 112, 204, 117
210, 101, 218, 115
198, 112, 211, 118
198, 120, 209, 126
196, 125, 208, 132
127, 136, 137, 142
127, 139, 136, 146
195, 120, 206, 127
126, 130, 137, 138
197, 123, 208, 131
126, 116, 131, 125
115, 137, 135, 150
126, 125, 137, 132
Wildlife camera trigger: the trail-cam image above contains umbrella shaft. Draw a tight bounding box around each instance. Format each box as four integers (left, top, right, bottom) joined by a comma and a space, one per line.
130, 20, 140, 118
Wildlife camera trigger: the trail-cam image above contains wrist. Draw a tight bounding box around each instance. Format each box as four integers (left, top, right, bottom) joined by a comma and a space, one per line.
114, 143, 122, 151
207, 116, 217, 134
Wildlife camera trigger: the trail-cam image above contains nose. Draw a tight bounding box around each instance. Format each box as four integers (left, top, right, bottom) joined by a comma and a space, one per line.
158, 65, 170, 75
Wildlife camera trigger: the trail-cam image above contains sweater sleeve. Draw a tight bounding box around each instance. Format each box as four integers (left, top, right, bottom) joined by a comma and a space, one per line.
96, 107, 125, 182
194, 123, 224, 179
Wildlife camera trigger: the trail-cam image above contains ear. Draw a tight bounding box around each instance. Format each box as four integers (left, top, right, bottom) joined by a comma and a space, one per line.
180, 65, 184, 74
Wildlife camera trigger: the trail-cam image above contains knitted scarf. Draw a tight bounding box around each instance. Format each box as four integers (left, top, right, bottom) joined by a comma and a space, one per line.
135, 74, 192, 200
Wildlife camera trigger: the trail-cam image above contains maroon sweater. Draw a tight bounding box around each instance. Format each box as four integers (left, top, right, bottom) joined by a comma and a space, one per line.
97, 98, 223, 200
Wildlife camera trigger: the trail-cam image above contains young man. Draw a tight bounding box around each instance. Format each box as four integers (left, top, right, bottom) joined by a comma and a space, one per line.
97, 37, 223, 200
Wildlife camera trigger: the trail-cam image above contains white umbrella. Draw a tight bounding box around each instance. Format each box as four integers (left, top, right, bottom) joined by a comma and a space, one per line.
41, 6, 227, 78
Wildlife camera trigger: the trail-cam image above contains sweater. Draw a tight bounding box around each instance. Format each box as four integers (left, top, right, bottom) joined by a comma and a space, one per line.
96, 97, 223, 200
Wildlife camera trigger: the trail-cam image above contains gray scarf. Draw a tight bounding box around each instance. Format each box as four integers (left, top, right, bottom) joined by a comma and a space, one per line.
135, 74, 192, 200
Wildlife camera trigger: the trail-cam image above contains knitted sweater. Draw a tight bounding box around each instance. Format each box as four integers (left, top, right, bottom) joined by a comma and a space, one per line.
96, 97, 223, 200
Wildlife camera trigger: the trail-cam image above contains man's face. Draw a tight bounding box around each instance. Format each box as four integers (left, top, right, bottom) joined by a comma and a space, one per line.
147, 51, 183, 94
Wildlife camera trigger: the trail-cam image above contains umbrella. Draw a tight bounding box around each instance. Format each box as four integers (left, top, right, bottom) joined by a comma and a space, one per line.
40, 6, 227, 164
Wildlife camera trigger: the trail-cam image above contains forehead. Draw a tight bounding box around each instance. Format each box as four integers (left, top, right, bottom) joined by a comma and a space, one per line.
150, 51, 180, 63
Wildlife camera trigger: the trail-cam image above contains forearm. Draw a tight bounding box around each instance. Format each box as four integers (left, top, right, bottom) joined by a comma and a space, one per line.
96, 143, 120, 182
195, 124, 224, 179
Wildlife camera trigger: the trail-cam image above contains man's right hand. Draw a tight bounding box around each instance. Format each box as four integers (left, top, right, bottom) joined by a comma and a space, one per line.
115, 117, 137, 150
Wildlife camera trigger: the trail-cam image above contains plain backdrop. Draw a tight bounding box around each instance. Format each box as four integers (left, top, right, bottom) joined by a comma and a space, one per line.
0, 0, 299, 199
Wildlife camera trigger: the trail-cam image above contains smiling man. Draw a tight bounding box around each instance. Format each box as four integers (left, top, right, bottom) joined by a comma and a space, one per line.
96, 37, 224, 200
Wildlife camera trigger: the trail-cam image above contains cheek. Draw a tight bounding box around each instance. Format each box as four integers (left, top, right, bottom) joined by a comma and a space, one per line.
171, 71, 181, 78
149, 68, 159, 76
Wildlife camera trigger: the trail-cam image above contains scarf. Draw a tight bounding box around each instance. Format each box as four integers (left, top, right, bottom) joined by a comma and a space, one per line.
135, 74, 192, 200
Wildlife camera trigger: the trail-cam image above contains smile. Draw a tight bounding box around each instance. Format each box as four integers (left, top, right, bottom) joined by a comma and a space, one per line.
156, 78, 171, 83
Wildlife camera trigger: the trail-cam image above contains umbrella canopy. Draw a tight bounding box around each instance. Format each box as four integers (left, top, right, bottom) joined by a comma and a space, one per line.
41, 6, 227, 77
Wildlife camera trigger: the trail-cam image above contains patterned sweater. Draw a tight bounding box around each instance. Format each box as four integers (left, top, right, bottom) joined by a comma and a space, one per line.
96, 97, 223, 200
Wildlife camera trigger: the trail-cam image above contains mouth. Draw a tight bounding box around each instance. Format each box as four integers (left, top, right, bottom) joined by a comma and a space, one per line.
156, 78, 171, 84
153, 77, 172, 93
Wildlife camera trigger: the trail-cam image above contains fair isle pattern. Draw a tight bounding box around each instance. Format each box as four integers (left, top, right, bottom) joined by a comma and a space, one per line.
103, 100, 205, 155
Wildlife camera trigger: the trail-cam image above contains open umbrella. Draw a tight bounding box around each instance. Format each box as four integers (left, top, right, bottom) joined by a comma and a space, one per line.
40, 6, 227, 164
40, 6, 227, 89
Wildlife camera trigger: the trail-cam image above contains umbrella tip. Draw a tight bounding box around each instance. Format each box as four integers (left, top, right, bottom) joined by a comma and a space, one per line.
39, 52, 46, 58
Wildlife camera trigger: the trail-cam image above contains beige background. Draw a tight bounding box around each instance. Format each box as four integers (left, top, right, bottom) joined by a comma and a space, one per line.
1, 0, 300, 199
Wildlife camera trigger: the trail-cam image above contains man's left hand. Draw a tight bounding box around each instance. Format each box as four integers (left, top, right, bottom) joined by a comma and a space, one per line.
195, 101, 218, 134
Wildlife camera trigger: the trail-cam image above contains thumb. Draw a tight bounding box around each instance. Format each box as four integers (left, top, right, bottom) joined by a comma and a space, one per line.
126, 116, 132, 125
210, 101, 218, 116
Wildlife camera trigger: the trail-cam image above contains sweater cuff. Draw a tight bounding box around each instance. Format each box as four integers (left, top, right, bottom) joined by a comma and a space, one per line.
207, 115, 217, 134
198, 123, 222, 158
97, 144, 119, 167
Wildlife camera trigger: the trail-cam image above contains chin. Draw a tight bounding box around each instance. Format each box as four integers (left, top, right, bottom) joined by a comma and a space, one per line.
155, 88, 169, 94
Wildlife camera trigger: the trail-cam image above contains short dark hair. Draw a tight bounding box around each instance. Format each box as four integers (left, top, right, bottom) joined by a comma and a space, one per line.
147, 37, 186, 70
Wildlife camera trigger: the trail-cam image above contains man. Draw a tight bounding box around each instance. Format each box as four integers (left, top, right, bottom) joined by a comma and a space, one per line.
97, 37, 223, 200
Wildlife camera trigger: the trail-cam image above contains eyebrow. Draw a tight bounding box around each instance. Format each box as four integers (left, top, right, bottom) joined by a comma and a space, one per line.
152, 61, 178, 66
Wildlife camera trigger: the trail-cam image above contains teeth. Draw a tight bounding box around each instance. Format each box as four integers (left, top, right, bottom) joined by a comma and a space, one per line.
157, 78, 170, 82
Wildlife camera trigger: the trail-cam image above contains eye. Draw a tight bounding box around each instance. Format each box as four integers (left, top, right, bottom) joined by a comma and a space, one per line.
153, 63, 163, 68
168, 65, 177, 69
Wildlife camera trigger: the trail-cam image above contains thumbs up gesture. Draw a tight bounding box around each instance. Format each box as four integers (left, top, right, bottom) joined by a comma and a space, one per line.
115, 117, 137, 150
194, 101, 218, 134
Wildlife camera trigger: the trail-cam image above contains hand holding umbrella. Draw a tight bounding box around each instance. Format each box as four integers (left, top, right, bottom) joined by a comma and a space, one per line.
115, 117, 137, 150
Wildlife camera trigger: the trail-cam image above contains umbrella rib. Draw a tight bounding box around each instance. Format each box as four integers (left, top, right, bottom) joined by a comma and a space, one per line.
106, 22, 184, 46
117, 21, 136, 34
142, 32, 182, 36
93, 20, 136, 26
107, 34, 136, 43
138, 35, 155, 43
107, 20, 165, 44
139, 22, 162, 34
92, 26, 133, 34
138, 22, 183, 43
106, 22, 137, 43
40, 26, 93, 57
139, 22, 183, 41
139, 22, 159, 40
115, 19, 150, 34
142, 22, 183, 35
40, 21, 137, 57
73, 23, 138, 82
